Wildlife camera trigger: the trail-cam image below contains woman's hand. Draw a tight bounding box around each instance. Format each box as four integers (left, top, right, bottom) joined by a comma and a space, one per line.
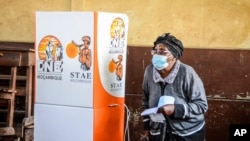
161, 104, 175, 116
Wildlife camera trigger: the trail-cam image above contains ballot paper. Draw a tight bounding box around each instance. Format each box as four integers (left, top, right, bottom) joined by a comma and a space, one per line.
141, 96, 175, 116
149, 113, 166, 122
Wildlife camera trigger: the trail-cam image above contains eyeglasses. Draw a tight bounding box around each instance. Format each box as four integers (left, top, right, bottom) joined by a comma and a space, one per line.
151, 50, 170, 56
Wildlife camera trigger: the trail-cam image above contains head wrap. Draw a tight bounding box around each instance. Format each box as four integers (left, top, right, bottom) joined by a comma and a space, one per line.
153, 33, 184, 59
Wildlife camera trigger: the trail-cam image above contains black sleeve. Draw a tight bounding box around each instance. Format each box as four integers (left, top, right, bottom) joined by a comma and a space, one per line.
142, 116, 150, 130
173, 104, 185, 119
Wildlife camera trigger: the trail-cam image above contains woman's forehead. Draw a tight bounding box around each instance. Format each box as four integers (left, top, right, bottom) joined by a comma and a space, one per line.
155, 43, 169, 50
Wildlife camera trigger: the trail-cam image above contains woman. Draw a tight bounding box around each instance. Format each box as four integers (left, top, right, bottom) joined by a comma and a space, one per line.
141, 33, 208, 141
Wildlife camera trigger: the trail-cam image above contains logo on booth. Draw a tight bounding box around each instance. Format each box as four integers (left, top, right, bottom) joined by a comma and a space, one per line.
65, 35, 92, 83
36, 35, 63, 81
109, 17, 126, 52
66, 36, 92, 71
107, 17, 127, 94
108, 17, 126, 81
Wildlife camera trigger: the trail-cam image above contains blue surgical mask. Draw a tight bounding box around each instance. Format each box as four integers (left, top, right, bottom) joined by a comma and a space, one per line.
151, 54, 169, 70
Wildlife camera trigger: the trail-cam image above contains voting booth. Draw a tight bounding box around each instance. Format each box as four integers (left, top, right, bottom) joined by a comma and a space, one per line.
34, 11, 129, 141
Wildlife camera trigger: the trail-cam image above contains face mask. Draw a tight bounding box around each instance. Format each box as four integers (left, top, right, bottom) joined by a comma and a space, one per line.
151, 54, 169, 70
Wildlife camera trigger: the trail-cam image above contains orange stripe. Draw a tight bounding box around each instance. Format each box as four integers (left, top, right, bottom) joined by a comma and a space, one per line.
93, 11, 125, 141
94, 106, 125, 141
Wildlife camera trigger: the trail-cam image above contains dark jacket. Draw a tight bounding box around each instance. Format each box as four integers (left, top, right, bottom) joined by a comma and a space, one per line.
142, 61, 208, 137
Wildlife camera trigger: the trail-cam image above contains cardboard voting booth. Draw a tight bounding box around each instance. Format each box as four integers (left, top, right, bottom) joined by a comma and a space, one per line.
35, 11, 129, 141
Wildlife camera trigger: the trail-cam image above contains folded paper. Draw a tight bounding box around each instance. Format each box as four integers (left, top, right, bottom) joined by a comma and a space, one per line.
141, 96, 175, 116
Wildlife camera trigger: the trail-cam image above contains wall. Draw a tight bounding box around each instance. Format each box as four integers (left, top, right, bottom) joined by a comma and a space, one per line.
0, 0, 71, 42
0, 0, 250, 48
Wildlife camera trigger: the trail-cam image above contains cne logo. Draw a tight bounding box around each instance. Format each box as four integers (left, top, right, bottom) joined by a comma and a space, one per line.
109, 17, 126, 50
37, 35, 63, 73
38, 35, 63, 62
37, 35, 63, 81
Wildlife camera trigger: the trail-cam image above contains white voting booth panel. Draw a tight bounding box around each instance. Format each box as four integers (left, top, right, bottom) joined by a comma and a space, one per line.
35, 11, 128, 141
34, 104, 93, 141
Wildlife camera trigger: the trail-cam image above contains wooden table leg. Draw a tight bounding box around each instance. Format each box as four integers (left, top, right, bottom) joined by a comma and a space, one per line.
25, 66, 33, 117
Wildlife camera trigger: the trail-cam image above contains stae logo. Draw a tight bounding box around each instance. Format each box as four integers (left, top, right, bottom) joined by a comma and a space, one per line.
65, 35, 92, 83
66, 36, 92, 71
109, 17, 126, 51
